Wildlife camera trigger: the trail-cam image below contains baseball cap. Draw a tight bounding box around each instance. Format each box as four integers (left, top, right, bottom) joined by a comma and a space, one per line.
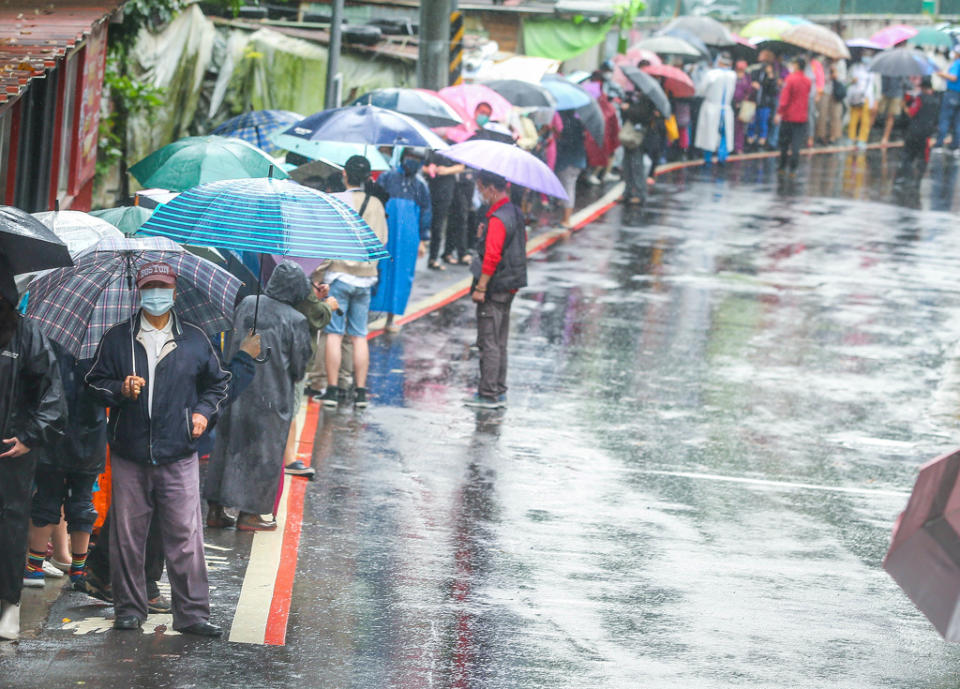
344, 155, 372, 180
136, 261, 177, 288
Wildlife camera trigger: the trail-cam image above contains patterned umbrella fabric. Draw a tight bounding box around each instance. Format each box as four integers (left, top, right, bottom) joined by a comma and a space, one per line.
441, 140, 567, 200
351, 88, 463, 128
25, 237, 242, 359
871, 24, 918, 49
279, 105, 448, 150
211, 110, 303, 155
659, 16, 735, 46
138, 176, 388, 261
89, 206, 154, 236
129, 136, 289, 192
0, 206, 72, 275
780, 23, 851, 60
642, 64, 695, 99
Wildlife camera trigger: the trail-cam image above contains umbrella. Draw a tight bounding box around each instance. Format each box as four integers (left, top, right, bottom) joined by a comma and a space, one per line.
279, 105, 448, 151
883, 447, 960, 641
129, 136, 289, 192
620, 66, 672, 116
288, 159, 344, 190
542, 75, 605, 143
660, 28, 711, 58
871, 24, 918, 49
89, 206, 154, 236
25, 237, 242, 359
780, 23, 850, 60
642, 64, 694, 99
631, 35, 704, 59
538, 76, 593, 110
660, 16, 735, 46
619, 48, 662, 66
909, 27, 954, 48
869, 48, 935, 77
437, 84, 514, 123
351, 88, 463, 128
739, 17, 798, 41
211, 110, 303, 155
441, 140, 567, 200
0, 206, 72, 275
483, 79, 557, 109
32, 211, 123, 255
730, 34, 759, 63
272, 138, 391, 170
847, 37, 886, 50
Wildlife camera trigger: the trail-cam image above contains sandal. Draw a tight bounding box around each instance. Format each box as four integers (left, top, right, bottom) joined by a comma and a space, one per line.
427, 259, 446, 271
443, 254, 459, 265
459, 254, 472, 265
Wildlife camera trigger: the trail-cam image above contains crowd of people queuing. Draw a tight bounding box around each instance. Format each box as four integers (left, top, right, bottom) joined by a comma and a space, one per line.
1, 28, 958, 646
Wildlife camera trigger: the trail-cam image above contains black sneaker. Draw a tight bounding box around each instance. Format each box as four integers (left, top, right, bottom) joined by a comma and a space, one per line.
354, 388, 368, 408
319, 386, 340, 408
304, 385, 324, 397
83, 569, 112, 603
285, 460, 316, 478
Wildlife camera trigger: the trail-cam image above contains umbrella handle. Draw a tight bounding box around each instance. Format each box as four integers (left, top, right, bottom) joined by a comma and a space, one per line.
254, 346, 272, 364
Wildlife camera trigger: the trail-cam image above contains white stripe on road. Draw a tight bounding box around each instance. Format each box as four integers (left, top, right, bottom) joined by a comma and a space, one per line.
637, 469, 911, 498
227, 402, 307, 644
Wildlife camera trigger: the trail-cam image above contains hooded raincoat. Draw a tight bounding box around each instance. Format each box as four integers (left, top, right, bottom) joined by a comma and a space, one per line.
0, 313, 66, 604
204, 262, 312, 516
694, 67, 736, 153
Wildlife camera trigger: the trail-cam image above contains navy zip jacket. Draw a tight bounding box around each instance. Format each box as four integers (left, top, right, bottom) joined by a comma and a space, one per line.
85, 311, 231, 466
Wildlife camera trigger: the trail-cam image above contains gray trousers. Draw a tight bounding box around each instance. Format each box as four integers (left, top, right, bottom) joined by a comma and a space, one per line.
477, 292, 514, 398
110, 453, 209, 629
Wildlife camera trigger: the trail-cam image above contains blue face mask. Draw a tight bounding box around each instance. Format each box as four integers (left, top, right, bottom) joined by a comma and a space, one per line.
402, 158, 422, 176
476, 114, 490, 126
141, 288, 175, 316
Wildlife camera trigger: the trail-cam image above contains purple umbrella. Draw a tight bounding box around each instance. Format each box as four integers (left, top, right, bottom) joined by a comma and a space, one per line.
441, 140, 568, 200
847, 37, 886, 50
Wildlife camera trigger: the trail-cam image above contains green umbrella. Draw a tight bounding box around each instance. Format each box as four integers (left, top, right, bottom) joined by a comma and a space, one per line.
908, 27, 954, 48
89, 206, 154, 236
129, 135, 288, 192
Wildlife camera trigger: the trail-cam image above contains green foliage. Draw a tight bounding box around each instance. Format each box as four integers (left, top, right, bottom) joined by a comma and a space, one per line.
614, 0, 646, 53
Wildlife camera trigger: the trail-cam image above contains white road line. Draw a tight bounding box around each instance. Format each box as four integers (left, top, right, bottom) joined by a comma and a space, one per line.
637, 469, 911, 498
227, 402, 308, 645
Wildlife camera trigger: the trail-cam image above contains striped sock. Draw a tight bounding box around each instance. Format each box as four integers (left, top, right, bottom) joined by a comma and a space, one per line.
69, 552, 88, 581
26, 549, 46, 574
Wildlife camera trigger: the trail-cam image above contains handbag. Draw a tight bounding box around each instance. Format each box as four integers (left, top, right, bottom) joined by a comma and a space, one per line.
738, 100, 757, 123
618, 123, 644, 150
664, 115, 679, 143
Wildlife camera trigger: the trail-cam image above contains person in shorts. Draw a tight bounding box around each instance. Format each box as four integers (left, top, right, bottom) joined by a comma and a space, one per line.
878, 75, 905, 146
319, 156, 389, 409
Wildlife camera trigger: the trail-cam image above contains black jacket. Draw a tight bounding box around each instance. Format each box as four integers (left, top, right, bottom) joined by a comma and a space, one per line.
34, 344, 107, 474
0, 317, 66, 451
85, 311, 231, 466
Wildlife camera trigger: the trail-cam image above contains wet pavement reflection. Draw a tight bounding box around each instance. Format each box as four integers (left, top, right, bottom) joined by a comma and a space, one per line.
6, 148, 960, 687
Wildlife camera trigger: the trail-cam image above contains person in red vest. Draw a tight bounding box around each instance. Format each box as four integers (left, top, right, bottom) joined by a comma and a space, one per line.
774, 56, 812, 174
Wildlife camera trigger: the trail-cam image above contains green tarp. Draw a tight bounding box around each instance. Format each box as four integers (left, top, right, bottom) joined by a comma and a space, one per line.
523, 17, 616, 62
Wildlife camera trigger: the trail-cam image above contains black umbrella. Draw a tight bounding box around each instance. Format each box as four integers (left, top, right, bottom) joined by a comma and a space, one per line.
541, 75, 605, 144
661, 28, 712, 59
484, 79, 558, 108
0, 206, 72, 275
620, 66, 672, 117
660, 16, 736, 47
869, 48, 935, 78
349, 89, 463, 128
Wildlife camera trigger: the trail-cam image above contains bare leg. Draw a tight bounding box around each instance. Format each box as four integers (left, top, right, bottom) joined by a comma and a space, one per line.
325, 333, 343, 388
52, 518, 70, 563
352, 335, 369, 389
882, 113, 895, 144
562, 207, 573, 227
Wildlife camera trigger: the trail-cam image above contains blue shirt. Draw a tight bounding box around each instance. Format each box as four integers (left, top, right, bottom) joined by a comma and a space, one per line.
948, 59, 960, 93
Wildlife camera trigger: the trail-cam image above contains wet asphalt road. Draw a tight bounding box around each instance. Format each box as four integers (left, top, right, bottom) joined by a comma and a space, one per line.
6, 148, 960, 687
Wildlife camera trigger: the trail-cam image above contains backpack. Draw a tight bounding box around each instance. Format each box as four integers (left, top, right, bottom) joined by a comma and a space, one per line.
832, 80, 847, 102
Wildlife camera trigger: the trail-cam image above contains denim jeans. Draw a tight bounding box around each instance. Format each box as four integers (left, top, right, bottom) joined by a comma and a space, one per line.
936, 90, 960, 149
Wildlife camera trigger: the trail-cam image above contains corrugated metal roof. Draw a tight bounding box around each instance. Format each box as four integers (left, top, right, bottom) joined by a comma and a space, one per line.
0, 1, 125, 105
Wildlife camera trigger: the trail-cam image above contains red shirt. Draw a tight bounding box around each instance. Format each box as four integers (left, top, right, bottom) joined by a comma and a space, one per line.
777, 71, 811, 123
481, 196, 510, 278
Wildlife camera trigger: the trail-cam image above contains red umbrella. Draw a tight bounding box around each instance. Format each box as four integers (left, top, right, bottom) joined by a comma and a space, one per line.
612, 52, 663, 92
642, 64, 695, 98
884, 447, 960, 641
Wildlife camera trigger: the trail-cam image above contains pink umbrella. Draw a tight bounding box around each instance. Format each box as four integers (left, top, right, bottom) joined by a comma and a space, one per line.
884, 447, 960, 641
642, 64, 694, 98
871, 24, 919, 49
437, 84, 513, 124
613, 52, 663, 92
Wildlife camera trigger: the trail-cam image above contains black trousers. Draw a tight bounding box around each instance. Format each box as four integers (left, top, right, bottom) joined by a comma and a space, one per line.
428, 176, 458, 261
87, 506, 163, 599
897, 137, 928, 180
476, 292, 514, 399
779, 121, 806, 171
0, 453, 35, 604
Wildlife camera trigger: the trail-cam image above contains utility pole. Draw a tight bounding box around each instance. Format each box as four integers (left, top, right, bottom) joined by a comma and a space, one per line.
418, 0, 449, 91
324, 0, 344, 109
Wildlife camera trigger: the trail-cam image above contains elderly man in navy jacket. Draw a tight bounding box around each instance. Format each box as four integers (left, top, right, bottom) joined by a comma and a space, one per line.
86, 262, 230, 636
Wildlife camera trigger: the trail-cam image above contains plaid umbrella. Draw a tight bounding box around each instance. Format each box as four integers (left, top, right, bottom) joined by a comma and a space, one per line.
211, 110, 303, 155
25, 237, 242, 359
780, 24, 851, 60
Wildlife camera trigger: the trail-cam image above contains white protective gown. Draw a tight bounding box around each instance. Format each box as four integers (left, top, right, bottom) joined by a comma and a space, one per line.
694, 67, 737, 153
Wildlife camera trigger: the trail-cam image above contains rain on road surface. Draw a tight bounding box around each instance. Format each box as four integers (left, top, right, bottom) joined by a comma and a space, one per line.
5, 148, 960, 688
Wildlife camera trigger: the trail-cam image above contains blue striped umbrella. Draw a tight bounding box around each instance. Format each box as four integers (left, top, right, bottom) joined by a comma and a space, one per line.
212, 110, 303, 155
138, 176, 389, 261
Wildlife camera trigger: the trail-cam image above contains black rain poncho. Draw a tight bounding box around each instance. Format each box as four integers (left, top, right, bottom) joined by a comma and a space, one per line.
0, 315, 66, 604
204, 262, 312, 515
